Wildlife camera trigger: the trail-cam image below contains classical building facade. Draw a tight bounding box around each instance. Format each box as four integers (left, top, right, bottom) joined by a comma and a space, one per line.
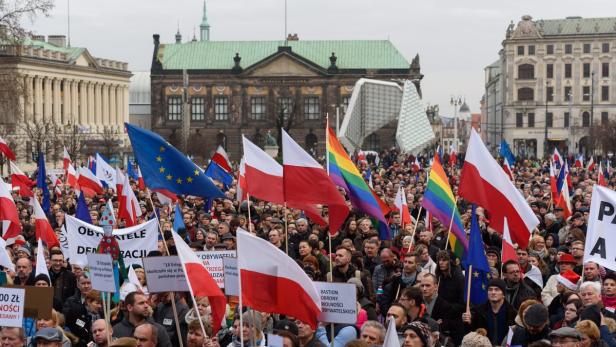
485, 15, 616, 158
149, 3, 421, 161
0, 33, 131, 168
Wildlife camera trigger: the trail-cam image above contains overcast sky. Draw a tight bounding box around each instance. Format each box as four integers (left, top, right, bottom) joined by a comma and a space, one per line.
26, 0, 614, 116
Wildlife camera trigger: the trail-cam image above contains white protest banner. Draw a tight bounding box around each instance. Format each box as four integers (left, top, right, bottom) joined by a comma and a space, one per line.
223, 258, 238, 296
195, 251, 235, 288
313, 282, 357, 324
95, 153, 117, 190
87, 254, 116, 292
142, 256, 190, 293
585, 185, 616, 270
65, 215, 158, 266
0, 287, 25, 327
58, 225, 70, 258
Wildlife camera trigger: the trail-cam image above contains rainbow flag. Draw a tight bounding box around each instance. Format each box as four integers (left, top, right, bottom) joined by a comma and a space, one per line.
421, 154, 468, 258
327, 127, 390, 239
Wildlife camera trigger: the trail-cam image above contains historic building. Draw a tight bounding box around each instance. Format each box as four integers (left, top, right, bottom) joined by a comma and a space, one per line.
485, 15, 616, 158
129, 71, 151, 130
149, 2, 421, 161
0, 31, 131, 168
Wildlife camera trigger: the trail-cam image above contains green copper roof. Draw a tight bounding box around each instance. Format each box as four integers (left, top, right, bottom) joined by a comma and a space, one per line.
26, 39, 85, 61
158, 40, 410, 70
538, 17, 616, 36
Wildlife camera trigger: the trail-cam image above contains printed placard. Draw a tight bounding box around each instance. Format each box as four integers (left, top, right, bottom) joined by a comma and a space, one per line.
143, 256, 190, 292
313, 282, 357, 324
195, 251, 236, 288
223, 258, 239, 296
0, 287, 25, 327
87, 254, 116, 293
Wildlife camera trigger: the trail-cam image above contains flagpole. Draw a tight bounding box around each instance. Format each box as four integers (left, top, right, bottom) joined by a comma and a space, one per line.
325, 114, 335, 347
146, 189, 185, 347
406, 205, 423, 254
284, 202, 289, 255
465, 264, 473, 314
443, 197, 459, 252
238, 195, 248, 347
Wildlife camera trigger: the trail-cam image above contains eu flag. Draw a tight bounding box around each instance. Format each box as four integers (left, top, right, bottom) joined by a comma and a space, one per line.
204, 161, 233, 189
36, 153, 51, 215
125, 123, 224, 199
462, 205, 490, 305
173, 203, 185, 232
126, 161, 138, 180
75, 192, 92, 224
499, 139, 516, 165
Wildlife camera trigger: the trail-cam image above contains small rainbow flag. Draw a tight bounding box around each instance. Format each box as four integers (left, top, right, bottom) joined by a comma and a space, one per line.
422, 154, 468, 258
327, 127, 390, 239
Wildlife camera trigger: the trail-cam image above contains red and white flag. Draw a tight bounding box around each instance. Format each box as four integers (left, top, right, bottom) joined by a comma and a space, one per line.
237, 228, 321, 328
63, 147, 72, 171
502, 158, 514, 181
411, 157, 421, 172
35, 238, 50, 280
554, 148, 563, 168
459, 129, 539, 249
136, 165, 145, 190
556, 172, 573, 220
154, 189, 177, 206
574, 154, 584, 169
549, 161, 559, 202
30, 197, 59, 249
394, 186, 412, 226
282, 130, 349, 233
212, 145, 233, 173
172, 231, 226, 333
0, 136, 15, 161
0, 176, 21, 240
9, 161, 34, 197
587, 156, 596, 171
66, 163, 78, 189
501, 217, 517, 264
448, 145, 457, 167
116, 167, 126, 197
77, 166, 104, 196
242, 136, 326, 226
119, 172, 142, 227
237, 158, 247, 203
599, 161, 608, 187
49, 173, 63, 197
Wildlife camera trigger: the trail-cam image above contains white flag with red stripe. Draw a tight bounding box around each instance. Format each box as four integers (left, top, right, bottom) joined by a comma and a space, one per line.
556, 172, 573, 220
0, 136, 15, 161
35, 238, 50, 280
237, 228, 321, 328
502, 158, 514, 181
237, 157, 247, 203
212, 145, 233, 173
501, 217, 517, 264
30, 197, 59, 249
394, 185, 412, 226
9, 161, 34, 197
0, 176, 21, 240
119, 171, 142, 227
63, 147, 72, 171
66, 163, 78, 189
77, 166, 104, 196
587, 156, 596, 171
459, 129, 538, 249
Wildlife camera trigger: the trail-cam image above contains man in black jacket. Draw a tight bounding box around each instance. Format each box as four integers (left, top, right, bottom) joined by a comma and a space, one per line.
503, 260, 537, 309
49, 249, 76, 303
112, 292, 171, 347
62, 275, 93, 346
153, 292, 189, 347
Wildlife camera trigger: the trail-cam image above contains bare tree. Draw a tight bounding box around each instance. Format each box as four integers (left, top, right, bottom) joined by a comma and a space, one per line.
100, 127, 120, 161
0, 0, 54, 42
24, 118, 56, 157
274, 91, 296, 158
63, 123, 90, 164
593, 122, 616, 155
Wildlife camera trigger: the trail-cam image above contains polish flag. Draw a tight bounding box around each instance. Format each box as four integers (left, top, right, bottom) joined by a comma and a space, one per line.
564, 161, 572, 189
237, 228, 321, 328
35, 238, 50, 280
394, 185, 412, 226
553, 148, 563, 168
136, 166, 145, 190
587, 156, 596, 171
501, 217, 517, 264
116, 168, 125, 198
172, 231, 226, 333
211, 145, 233, 173
9, 161, 34, 197
154, 189, 178, 206
502, 158, 514, 181
242, 136, 326, 226
411, 157, 421, 172
549, 161, 559, 202
282, 130, 349, 233
459, 129, 539, 249
119, 172, 142, 227
237, 158, 247, 203
556, 172, 573, 220
0, 136, 15, 161
49, 173, 63, 197
0, 176, 21, 240
599, 161, 607, 187
30, 197, 60, 249
449, 146, 457, 167
63, 147, 72, 171
66, 163, 78, 189
77, 166, 104, 196
0, 238, 14, 271
574, 154, 584, 169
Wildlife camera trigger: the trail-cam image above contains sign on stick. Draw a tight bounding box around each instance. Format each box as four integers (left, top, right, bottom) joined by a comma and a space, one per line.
87, 254, 116, 293
313, 282, 357, 324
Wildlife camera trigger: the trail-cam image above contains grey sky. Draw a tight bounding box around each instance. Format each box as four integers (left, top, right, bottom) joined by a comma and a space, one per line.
27, 0, 613, 117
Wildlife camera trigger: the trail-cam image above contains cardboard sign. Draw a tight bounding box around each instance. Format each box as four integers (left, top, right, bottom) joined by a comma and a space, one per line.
143, 256, 189, 293
585, 185, 616, 270
195, 251, 235, 288
0, 287, 25, 327
87, 254, 116, 293
223, 258, 239, 296
313, 282, 357, 324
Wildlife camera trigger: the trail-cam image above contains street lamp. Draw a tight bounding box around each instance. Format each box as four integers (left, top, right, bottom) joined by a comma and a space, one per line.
544, 81, 552, 158
591, 71, 595, 156
450, 96, 462, 151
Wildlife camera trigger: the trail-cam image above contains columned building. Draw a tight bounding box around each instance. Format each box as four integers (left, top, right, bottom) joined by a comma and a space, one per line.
485, 15, 616, 158
0, 34, 131, 168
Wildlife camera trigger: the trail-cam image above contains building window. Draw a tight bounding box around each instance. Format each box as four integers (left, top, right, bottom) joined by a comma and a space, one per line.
546, 87, 554, 102
250, 97, 266, 120
518, 87, 534, 101
517, 46, 524, 55
565, 64, 572, 78
602, 86, 610, 101
518, 64, 535, 79
528, 45, 535, 55
582, 112, 590, 127
564, 86, 572, 101
565, 44, 573, 54
277, 97, 293, 120
583, 63, 591, 78
191, 97, 205, 121
167, 96, 182, 121
341, 96, 351, 112
603, 43, 610, 53
564, 112, 570, 127
528, 113, 535, 127
583, 86, 591, 101
304, 97, 320, 120
603, 62, 610, 78
584, 43, 591, 54
546, 64, 554, 78
214, 96, 229, 120
516, 113, 523, 128
602, 112, 609, 125
546, 44, 554, 55
546, 112, 553, 128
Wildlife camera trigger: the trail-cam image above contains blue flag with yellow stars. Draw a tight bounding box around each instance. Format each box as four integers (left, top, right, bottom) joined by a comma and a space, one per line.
125, 123, 225, 199
462, 205, 491, 305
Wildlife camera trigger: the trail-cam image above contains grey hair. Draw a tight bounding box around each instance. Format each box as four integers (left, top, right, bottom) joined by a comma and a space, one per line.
580, 281, 601, 294
360, 320, 386, 343
544, 213, 556, 222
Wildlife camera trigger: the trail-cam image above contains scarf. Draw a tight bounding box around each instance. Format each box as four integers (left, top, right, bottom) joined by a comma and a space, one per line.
603, 295, 616, 310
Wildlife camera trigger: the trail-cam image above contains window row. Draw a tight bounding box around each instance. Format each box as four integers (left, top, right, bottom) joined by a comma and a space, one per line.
517, 85, 611, 102
520, 62, 610, 80
515, 111, 609, 128
517, 42, 610, 56
166, 96, 326, 121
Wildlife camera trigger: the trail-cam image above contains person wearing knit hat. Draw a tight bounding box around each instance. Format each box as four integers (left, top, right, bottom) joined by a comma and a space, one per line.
541, 252, 578, 307
402, 321, 431, 347
488, 278, 506, 294
508, 303, 550, 345
460, 329, 491, 347
557, 269, 581, 291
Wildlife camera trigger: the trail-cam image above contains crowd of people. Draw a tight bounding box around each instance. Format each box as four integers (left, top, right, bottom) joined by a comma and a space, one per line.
0, 147, 613, 347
